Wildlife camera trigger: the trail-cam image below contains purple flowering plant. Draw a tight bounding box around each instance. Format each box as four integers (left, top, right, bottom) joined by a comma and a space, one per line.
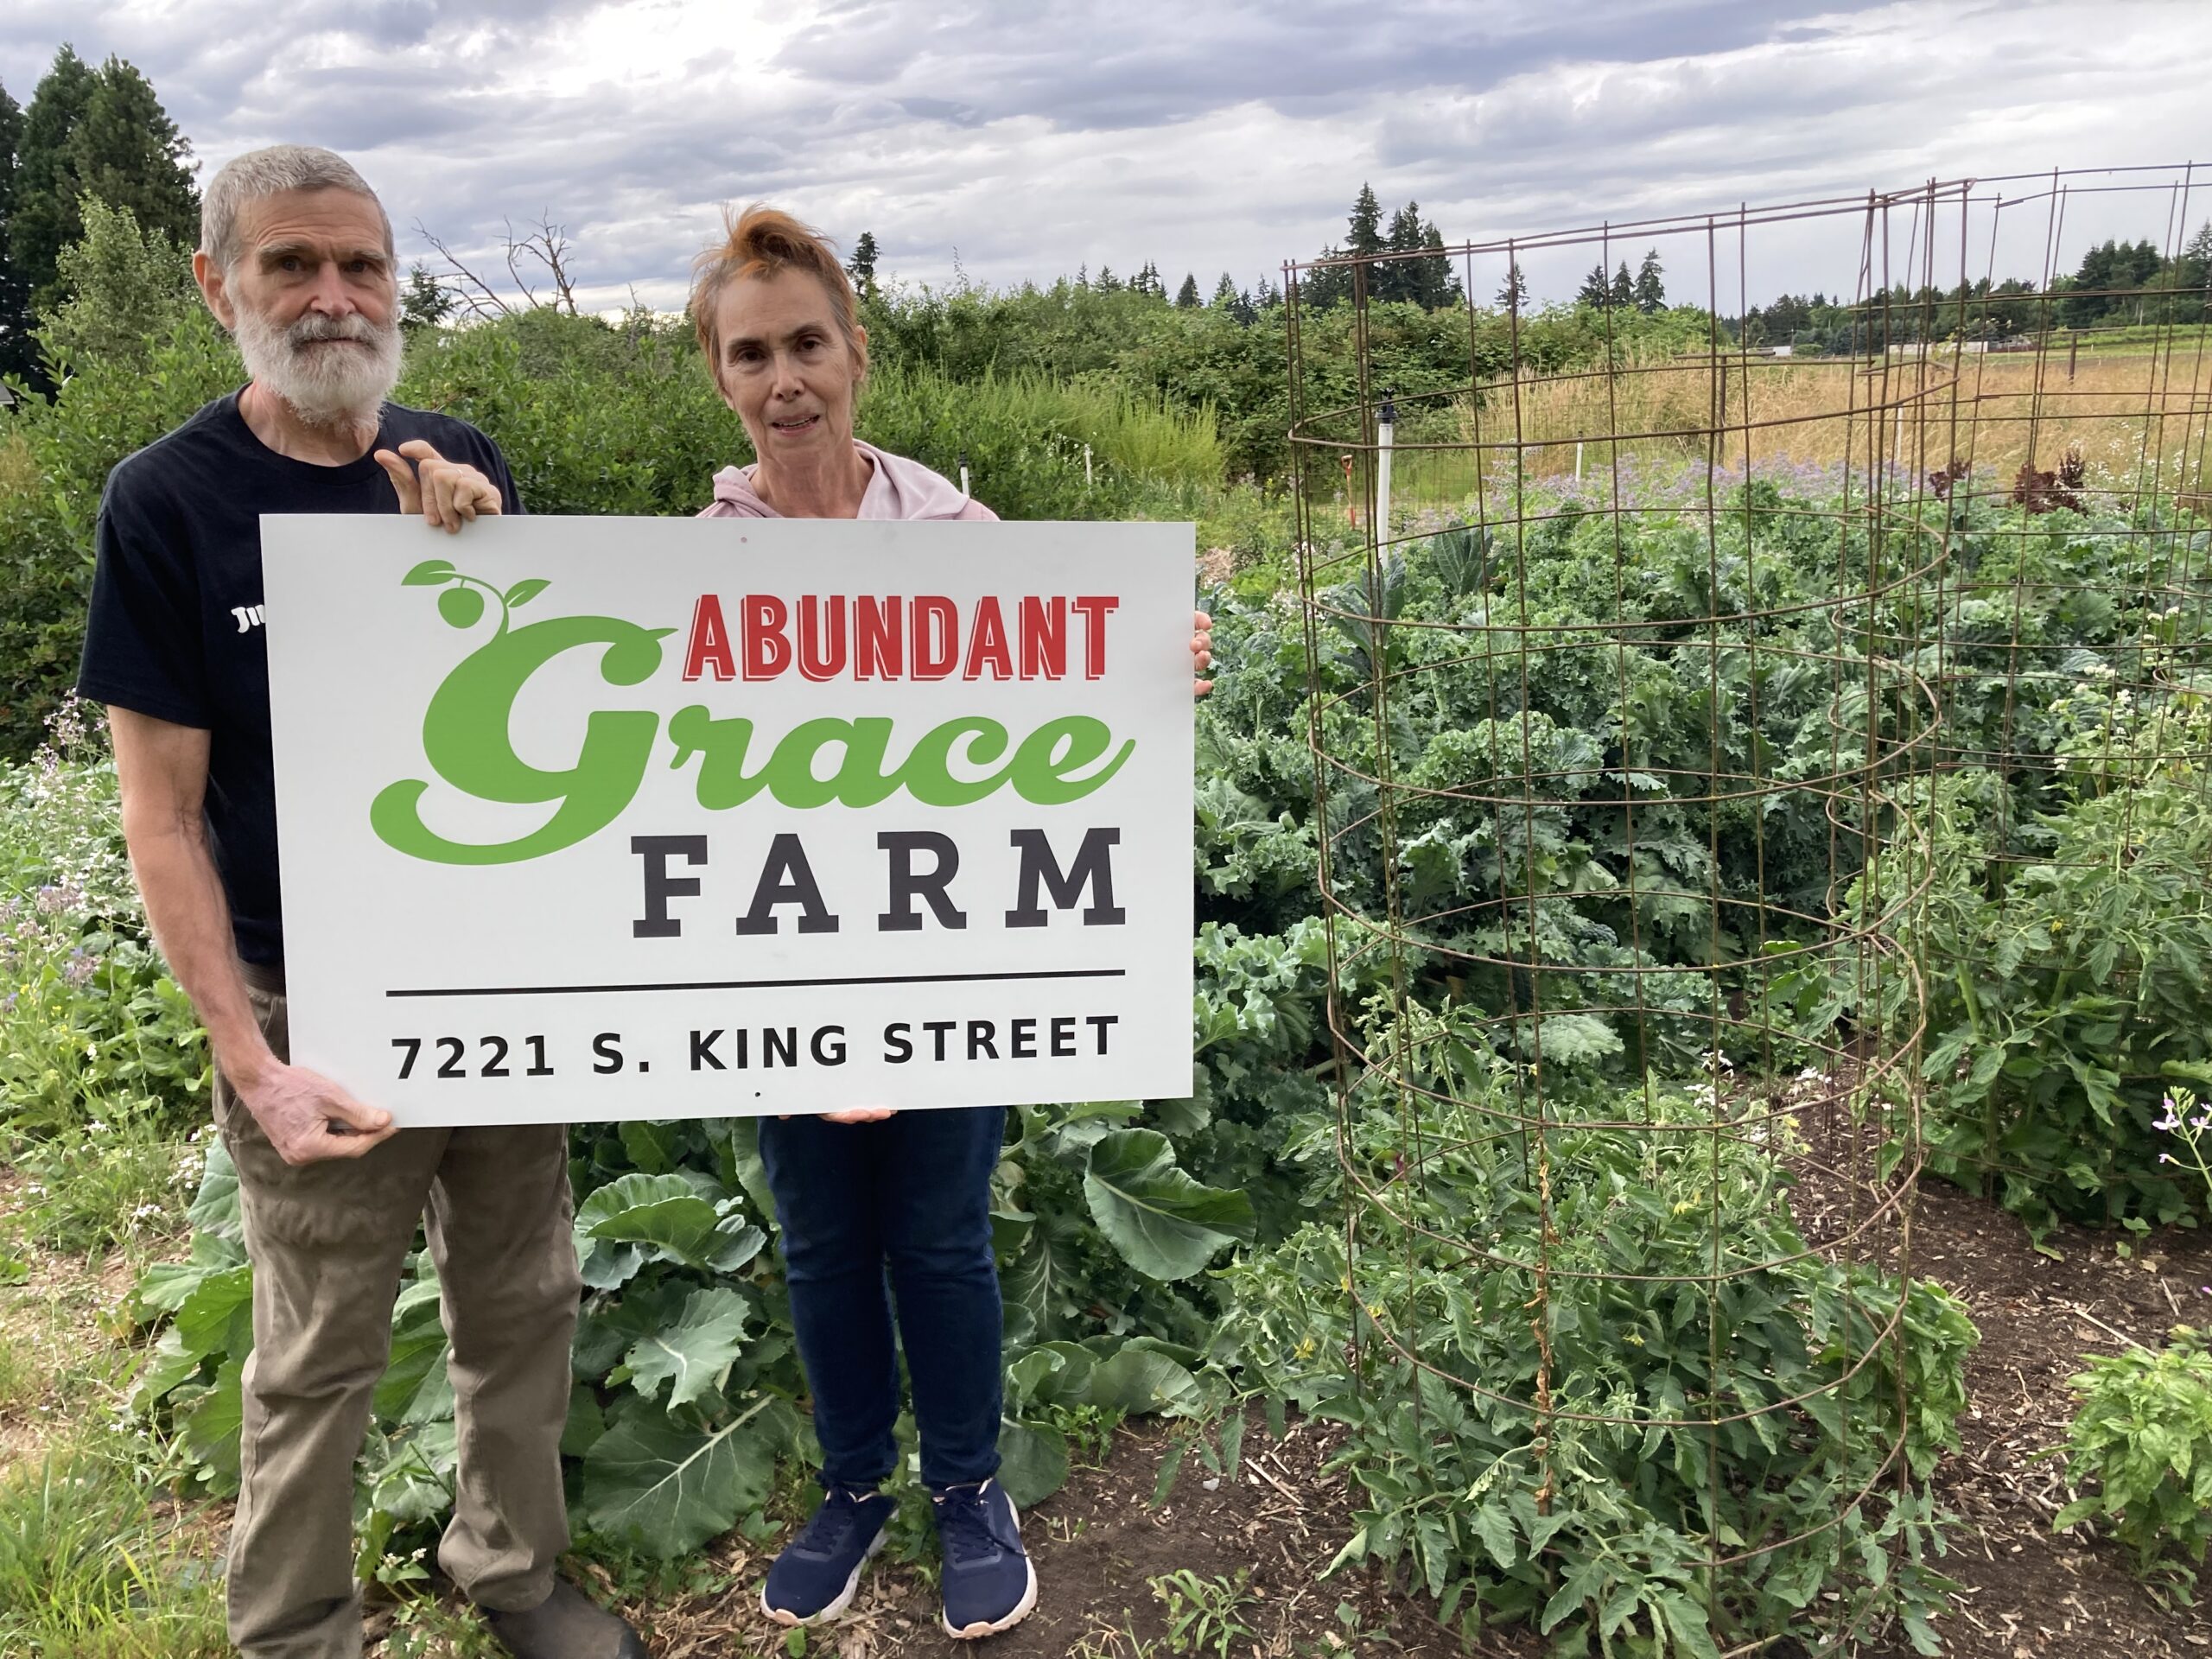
2154, 1084, 2212, 1210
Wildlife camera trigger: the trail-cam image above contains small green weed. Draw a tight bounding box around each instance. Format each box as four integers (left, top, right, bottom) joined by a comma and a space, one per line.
1042, 1401, 1125, 1467
1149, 1568, 1257, 1656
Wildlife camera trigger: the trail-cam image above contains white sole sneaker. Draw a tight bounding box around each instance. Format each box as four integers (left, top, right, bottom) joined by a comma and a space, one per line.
940, 1494, 1039, 1639
760, 1527, 887, 1628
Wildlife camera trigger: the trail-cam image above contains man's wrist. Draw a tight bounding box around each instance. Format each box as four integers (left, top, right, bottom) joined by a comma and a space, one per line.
213, 1031, 280, 1094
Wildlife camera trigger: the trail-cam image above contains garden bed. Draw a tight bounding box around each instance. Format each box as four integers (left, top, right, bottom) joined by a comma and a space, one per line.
511, 1175, 2212, 1659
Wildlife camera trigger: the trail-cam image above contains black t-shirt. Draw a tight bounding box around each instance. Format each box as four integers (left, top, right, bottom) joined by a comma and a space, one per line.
77, 391, 522, 967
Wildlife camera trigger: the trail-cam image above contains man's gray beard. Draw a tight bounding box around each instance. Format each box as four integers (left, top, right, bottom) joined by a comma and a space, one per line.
232, 306, 404, 429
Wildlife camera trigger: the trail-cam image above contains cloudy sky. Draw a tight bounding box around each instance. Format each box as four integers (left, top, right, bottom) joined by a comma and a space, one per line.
4, 0, 2208, 313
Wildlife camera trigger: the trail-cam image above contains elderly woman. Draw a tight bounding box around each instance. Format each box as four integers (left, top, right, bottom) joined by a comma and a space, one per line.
691, 207, 1209, 1640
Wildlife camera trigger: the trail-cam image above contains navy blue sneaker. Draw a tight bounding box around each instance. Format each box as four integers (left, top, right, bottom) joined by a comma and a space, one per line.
932, 1478, 1037, 1638
760, 1484, 895, 1627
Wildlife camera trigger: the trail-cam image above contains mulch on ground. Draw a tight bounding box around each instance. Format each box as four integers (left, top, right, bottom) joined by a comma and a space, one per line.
588, 1414, 1502, 1659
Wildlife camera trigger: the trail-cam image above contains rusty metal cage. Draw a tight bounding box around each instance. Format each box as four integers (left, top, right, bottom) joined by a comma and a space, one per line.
1285, 166, 2208, 1651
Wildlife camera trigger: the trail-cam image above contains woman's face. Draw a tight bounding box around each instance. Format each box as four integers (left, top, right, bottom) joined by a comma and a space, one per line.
711, 268, 866, 468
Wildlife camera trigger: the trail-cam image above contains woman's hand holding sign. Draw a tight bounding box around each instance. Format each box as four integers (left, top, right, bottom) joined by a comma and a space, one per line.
375, 439, 503, 532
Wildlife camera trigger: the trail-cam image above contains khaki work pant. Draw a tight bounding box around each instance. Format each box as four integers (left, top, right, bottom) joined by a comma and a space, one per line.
211, 967, 582, 1659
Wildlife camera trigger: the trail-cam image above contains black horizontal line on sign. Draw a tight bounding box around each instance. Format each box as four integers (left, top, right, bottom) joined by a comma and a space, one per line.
385, 968, 1129, 999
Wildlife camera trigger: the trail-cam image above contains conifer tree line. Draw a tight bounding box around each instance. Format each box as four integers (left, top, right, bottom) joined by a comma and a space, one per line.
0, 43, 200, 388
1298, 183, 1460, 311
1576, 249, 1668, 314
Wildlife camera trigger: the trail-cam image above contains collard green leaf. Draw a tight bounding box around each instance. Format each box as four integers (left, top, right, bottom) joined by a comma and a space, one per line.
562, 1389, 607, 1460
581, 1396, 789, 1558
995, 1418, 1071, 1508
187, 1141, 243, 1241
575, 1172, 741, 1273
364, 1419, 459, 1526
1084, 1344, 1202, 1416
376, 1295, 455, 1427
171, 1263, 254, 1365
624, 1287, 751, 1408
1082, 1128, 1255, 1281
180, 1357, 245, 1492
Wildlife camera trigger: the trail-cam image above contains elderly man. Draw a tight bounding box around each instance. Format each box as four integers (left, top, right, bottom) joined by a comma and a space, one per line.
75, 146, 647, 1659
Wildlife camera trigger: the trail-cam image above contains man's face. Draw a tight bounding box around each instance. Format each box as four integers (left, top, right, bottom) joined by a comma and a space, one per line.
199, 187, 397, 334
195, 188, 404, 427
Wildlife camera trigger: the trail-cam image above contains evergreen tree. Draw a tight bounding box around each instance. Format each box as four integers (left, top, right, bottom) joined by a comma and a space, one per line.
9, 46, 99, 317
846, 230, 880, 295
1173, 271, 1200, 308
2180, 219, 2212, 293
65, 58, 196, 247
1496, 260, 1528, 315
1211, 270, 1239, 308
0, 79, 28, 385
1379, 201, 1424, 303
1577, 261, 1612, 308
1611, 259, 1633, 310
9, 45, 196, 385
1634, 247, 1666, 314
1346, 183, 1384, 259
1094, 263, 1119, 291
1416, 223, 1459, 309
400, 264, 455, 331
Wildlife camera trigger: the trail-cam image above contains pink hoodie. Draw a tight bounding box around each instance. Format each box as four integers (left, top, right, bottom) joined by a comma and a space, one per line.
696, 440, 997, 522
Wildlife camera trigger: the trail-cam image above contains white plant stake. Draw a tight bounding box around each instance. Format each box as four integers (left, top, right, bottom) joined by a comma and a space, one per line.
1376, 390, 1395, 547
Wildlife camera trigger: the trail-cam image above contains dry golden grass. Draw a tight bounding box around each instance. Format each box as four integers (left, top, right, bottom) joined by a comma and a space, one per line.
1389, 346, 2212, 509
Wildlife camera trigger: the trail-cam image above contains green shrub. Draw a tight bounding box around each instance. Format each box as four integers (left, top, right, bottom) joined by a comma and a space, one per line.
2050, 1330, 2212, 1603
0, 700, 207, 1140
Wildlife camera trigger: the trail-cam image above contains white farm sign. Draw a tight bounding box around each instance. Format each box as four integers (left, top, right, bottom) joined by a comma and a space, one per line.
261, 515, 1196, 1126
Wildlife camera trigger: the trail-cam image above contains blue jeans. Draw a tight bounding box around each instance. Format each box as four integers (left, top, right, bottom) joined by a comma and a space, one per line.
757, 1106, 1006, 1492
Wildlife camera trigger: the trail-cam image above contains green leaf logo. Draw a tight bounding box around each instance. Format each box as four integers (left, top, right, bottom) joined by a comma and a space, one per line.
399, 563, 552, 638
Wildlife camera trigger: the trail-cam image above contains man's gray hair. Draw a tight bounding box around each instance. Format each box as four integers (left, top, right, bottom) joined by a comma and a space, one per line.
200, 144, 394, 272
